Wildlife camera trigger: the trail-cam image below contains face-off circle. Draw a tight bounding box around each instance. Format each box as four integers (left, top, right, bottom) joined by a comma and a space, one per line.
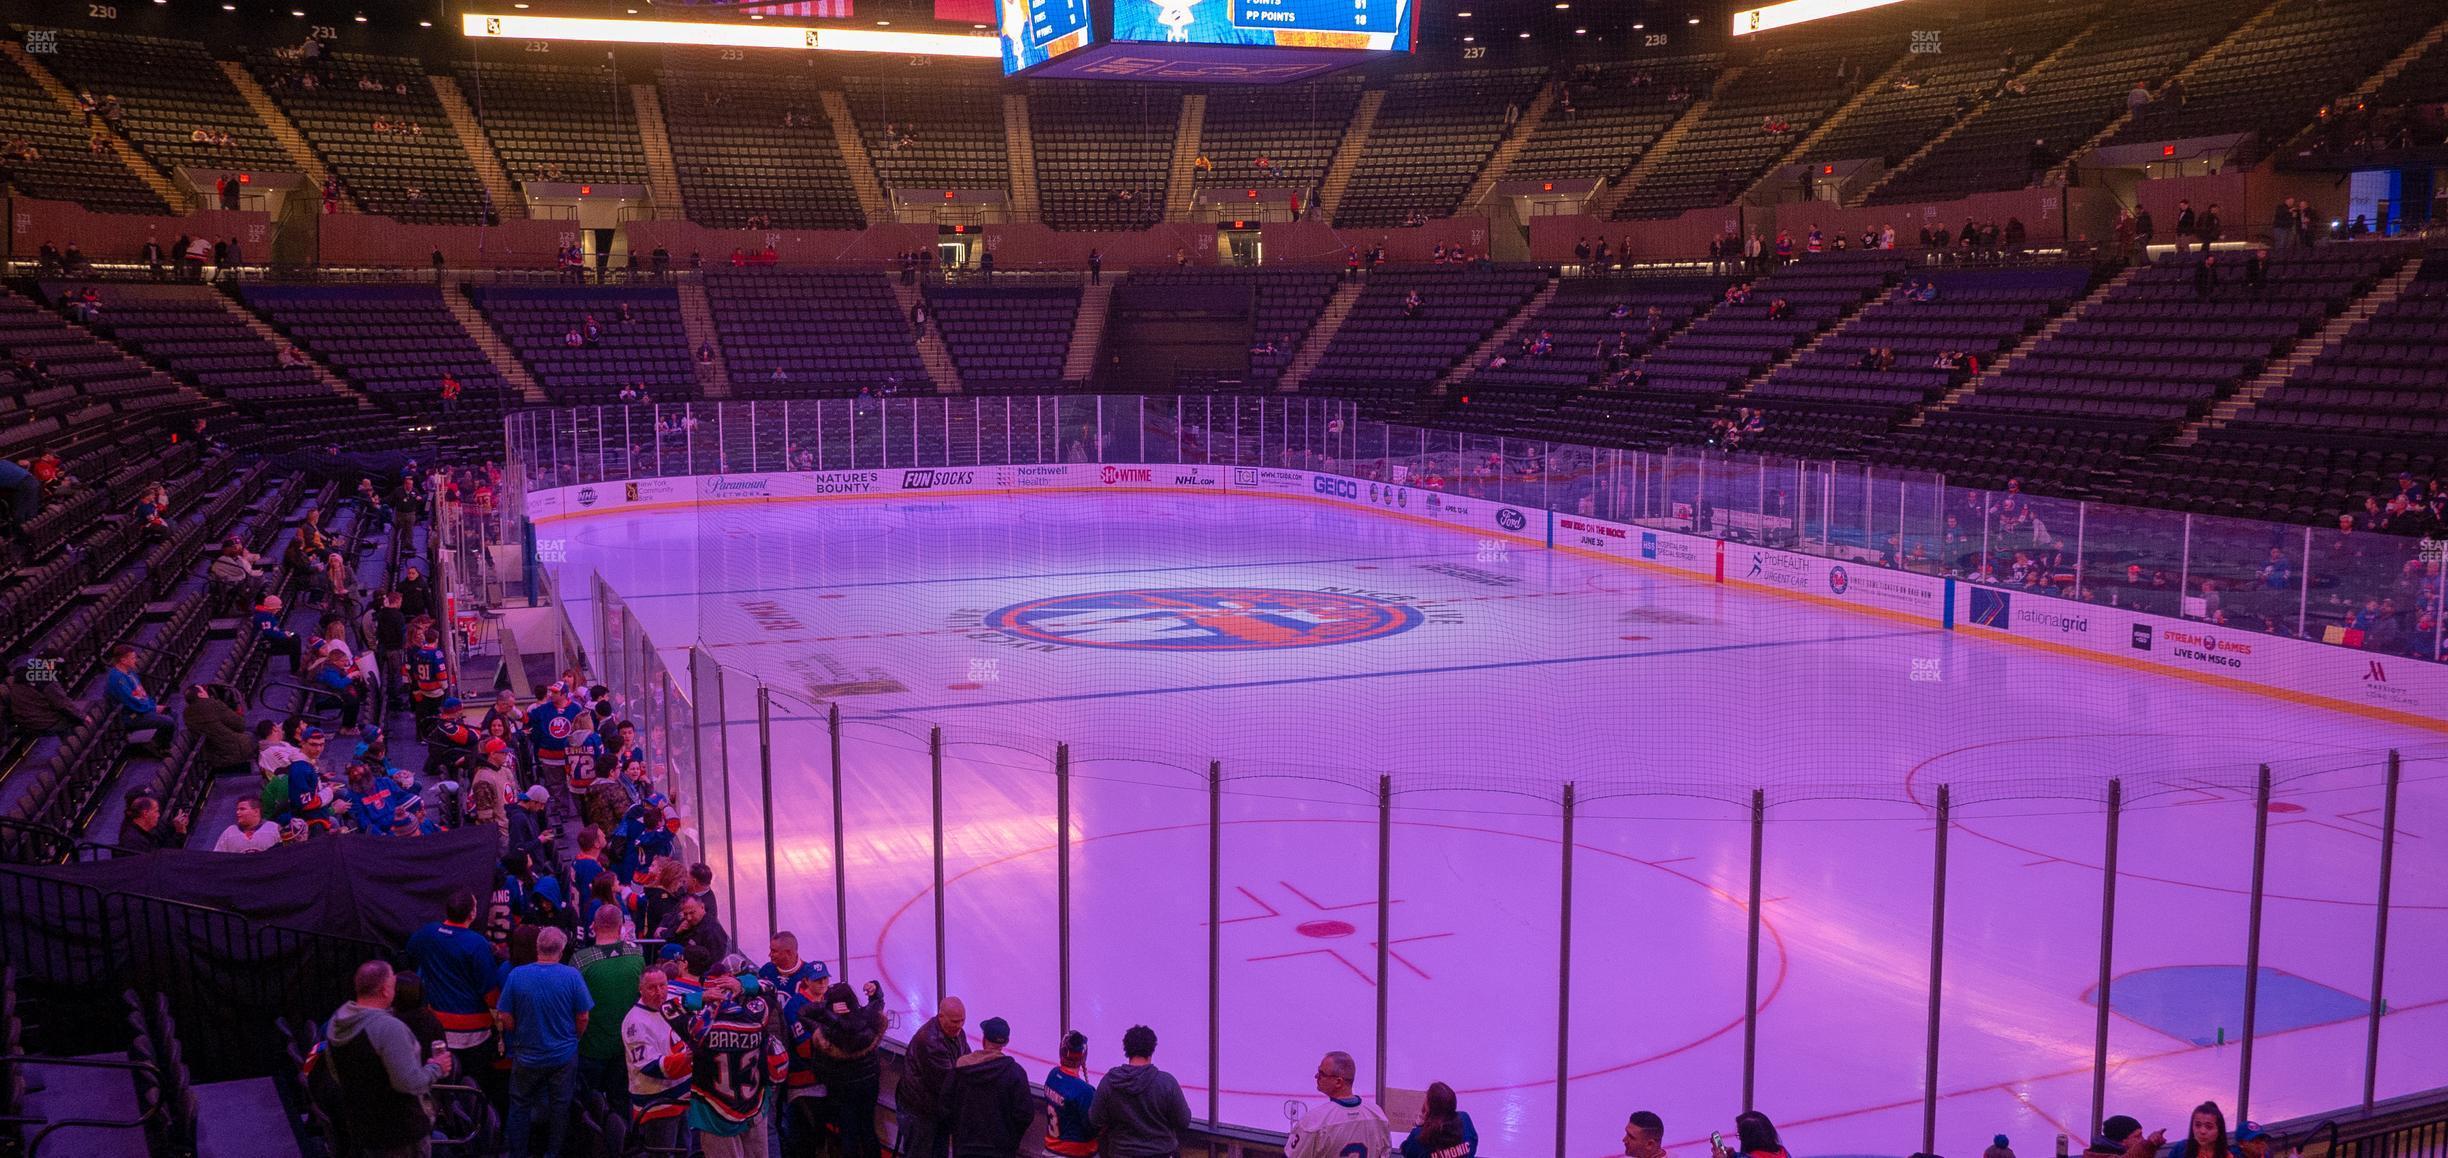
981, 587, 1424, 651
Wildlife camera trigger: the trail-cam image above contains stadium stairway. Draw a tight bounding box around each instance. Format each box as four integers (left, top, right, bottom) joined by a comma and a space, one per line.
892, 281, 965, 392
1897, 261, 2140, 428
1278, 279, 1365, 392
217, 61, 337, 205
1720, 266, 1915, 405
0, 41, 189, 212
817, 88, 891, 225
1313, 88, 1383, 224
1430, 275, 1558, 397
1164, 93, 1206, 223
1062, 279, 1114, 385
1588, 69, 1735, 221
2053, 0, 2293, 185
2172, 258, 2424, 446
632, 83, 689, 222
430, 74, 525, 220
1743, 53, 1914, 204
1852, 21, 2105, 207
208, 285, 386, 414
1003, 92, 1042, 223
676, 279, 732, 398
2278, 13, 2448, 157
1458, 83, 1552, 214
442, 282, 548, 404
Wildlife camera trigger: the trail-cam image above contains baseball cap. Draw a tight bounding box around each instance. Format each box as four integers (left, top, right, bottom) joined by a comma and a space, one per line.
2102, 1117, 2143, 1144
2234, 1126, 2268, 1145
980, 1017, 1010, 1044
547, 681, 569, 695
809, 961, 831, 982
481, 738, 508, 755
300, 726, 330, 742
441, 696, 462, 710
643, 792, 669, 809
524, 785, 549, 803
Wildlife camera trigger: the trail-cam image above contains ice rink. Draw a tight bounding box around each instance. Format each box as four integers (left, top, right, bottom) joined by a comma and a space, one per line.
550, 489, 2447, 1158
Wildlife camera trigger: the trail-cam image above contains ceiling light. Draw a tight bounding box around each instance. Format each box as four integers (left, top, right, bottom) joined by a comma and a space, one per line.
972, 22, 987, 28
1461, 34, 1473, 40
876, 18, 890, 24
291, 8, 306, 14
353, 10, 367, 20
1687, 15, 1700, 22
1554, 2, 1568, 7
1456, 9, 1471, 15
222, 3, 235, 9
419, 18, 432, 24
1574, 27, 1586, 33
1518, 30, 1529, 37
1631, 21, 1644, 28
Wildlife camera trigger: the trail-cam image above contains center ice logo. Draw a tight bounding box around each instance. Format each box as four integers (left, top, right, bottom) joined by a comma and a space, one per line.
982, 588, 1423, 651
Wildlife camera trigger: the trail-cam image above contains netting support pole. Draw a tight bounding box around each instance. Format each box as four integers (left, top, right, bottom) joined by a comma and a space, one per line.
830, 702, 848, 980
2090, 777, 2123, 1136
1374, 773, 1392, 1111
2237, 764, 2272, 1126
931, 725, 948, 1004
1921, 783, 1950, 1158
1555, 782, 1576, 1158
687, 648, 707, 861
757, 683, 777, 946
1056, 742, 1072, 1038
2363, 749, 2400, 1111
716, 662, 739, 926
1207, 759, 1222, 1126
1742, 788, 1763, 1111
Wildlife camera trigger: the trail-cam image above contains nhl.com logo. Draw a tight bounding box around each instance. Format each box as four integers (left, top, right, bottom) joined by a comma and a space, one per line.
1494, 508, 1528, 532
1826, 565, 1849, 595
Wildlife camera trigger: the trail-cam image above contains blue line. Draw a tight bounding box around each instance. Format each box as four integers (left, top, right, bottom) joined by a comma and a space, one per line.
588, 548, 1482, 602
851, 627, 1940, 718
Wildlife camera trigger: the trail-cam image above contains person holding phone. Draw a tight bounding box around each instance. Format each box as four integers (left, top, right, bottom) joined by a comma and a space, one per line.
1712, 1111, 1791, 1158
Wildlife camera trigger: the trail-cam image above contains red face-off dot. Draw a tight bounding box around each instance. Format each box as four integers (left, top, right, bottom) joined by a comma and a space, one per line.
1296, 919, 1357, 939
2266, 802, 2307, 814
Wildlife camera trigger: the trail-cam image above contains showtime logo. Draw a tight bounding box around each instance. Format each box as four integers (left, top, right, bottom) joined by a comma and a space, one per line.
1100, 466, 1154, 485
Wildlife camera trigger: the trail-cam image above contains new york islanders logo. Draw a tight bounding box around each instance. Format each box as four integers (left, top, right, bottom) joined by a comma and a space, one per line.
982, 588, 1423, 651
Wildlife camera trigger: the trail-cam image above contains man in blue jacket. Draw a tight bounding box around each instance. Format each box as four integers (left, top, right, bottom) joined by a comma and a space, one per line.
104, 644, 175, 756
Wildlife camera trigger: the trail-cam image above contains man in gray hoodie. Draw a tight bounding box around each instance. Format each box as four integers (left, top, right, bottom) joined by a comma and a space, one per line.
944, 1016, 1037, 1158
327, 960, 453, 1157
1090, 1025, 1192, 1158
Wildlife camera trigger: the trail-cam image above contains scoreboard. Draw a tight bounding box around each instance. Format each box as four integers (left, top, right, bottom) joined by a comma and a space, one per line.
999, 0, 1094, 72
1001, 0, 1411, 81
1113, 0, 1413, 48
